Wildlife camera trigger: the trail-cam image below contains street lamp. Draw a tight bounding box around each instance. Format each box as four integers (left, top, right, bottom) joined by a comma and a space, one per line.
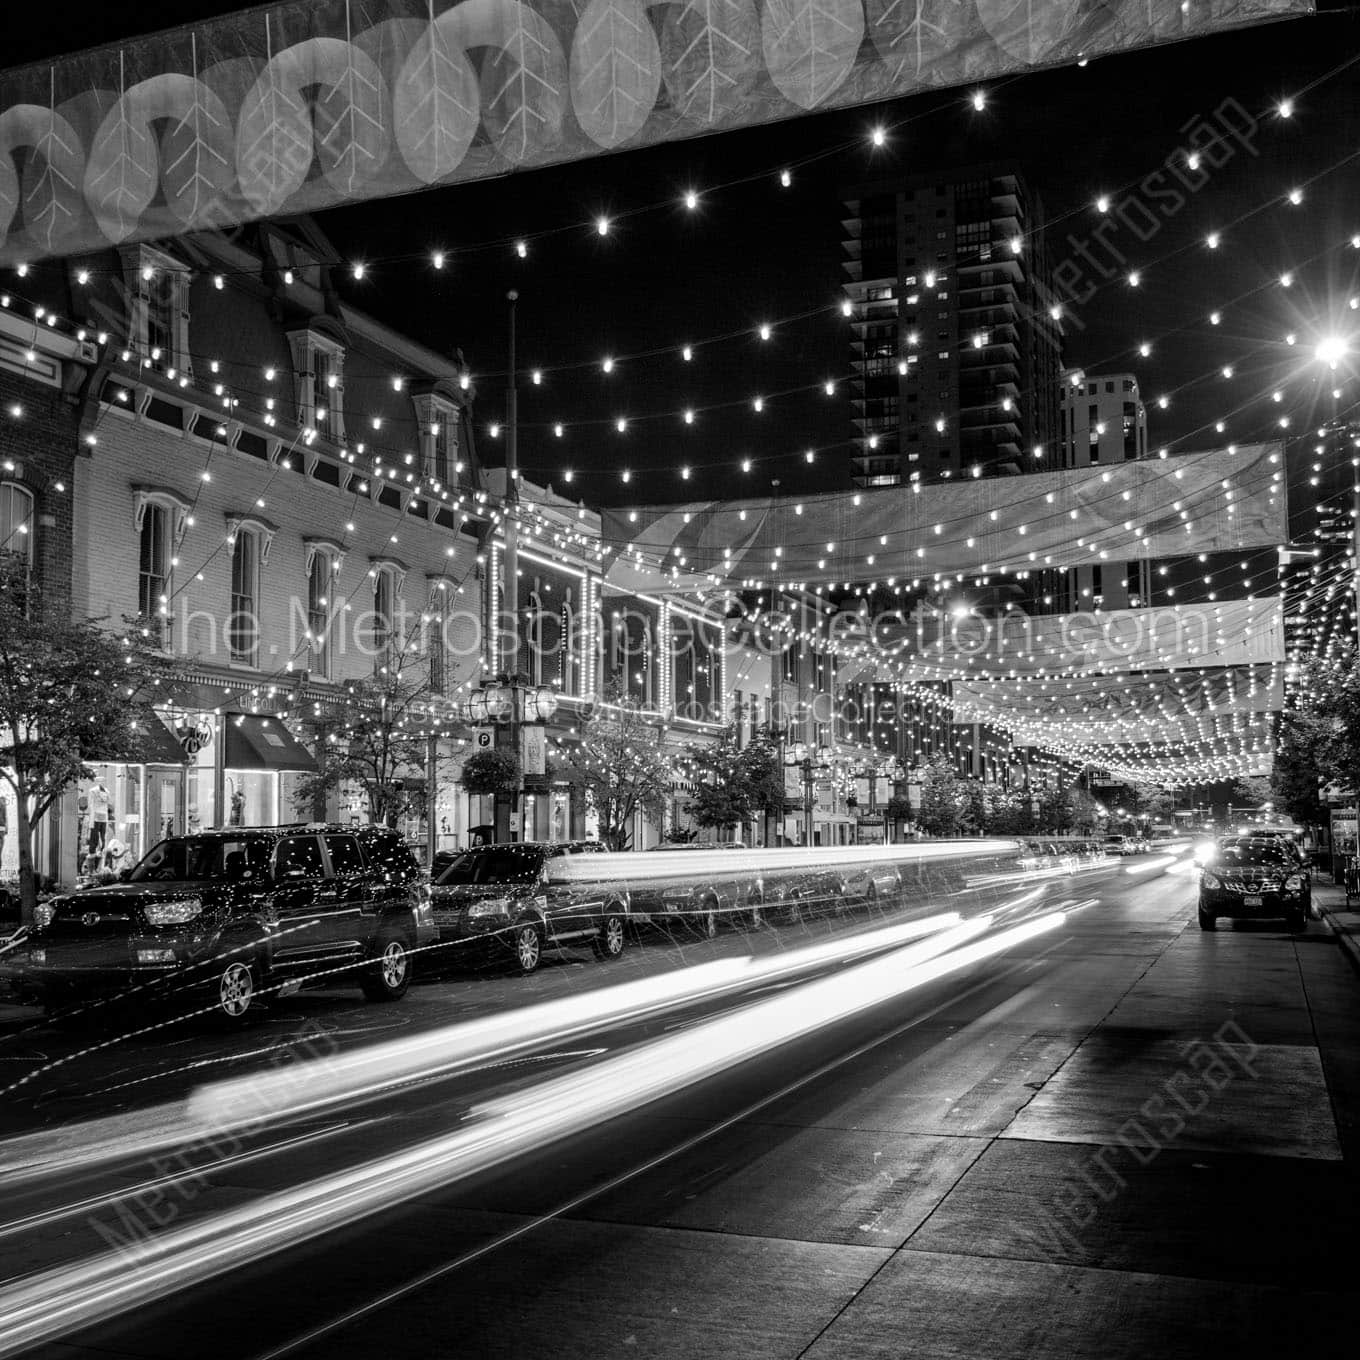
464, 675, 559, 841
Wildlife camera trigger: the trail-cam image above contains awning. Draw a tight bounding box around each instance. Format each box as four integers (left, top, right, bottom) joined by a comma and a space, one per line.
224, 715, 317, 773
133, 713, 189, 765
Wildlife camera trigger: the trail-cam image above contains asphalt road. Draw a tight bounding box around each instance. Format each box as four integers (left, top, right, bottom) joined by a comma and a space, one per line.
4, 851, 1359, 1360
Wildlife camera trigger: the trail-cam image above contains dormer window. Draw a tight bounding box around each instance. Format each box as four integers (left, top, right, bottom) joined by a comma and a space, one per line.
411, 392, 461, 485
288, 328, 346, 439
128, 246, 190, 376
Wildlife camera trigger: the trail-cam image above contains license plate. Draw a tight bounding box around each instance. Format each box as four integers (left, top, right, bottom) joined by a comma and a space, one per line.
432, 911, 460, 925
1243, 895, 1263, 907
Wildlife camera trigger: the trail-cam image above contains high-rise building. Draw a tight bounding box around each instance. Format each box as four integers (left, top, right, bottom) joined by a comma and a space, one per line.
842, 162, 1063, 487
1059, 367, 1148, 467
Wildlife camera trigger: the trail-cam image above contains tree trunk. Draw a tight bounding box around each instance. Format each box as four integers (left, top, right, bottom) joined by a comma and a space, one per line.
14, 788, 37, 927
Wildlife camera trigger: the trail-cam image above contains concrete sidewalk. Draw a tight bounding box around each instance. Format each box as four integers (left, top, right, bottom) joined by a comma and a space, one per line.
1315, 881, 1360, 976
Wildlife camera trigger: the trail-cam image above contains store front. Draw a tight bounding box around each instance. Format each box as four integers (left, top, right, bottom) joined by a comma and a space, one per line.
77, 714, 190, 879
222, 713, 317, 828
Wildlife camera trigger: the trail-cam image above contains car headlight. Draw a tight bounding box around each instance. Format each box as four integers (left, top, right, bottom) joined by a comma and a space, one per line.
143, 898, 203, 926
1201, 873, 1222, 890
1285, 874, 1303, 891
468, 896, 512, 919
1193, 842, 1216, 865
32, 902, 56, 931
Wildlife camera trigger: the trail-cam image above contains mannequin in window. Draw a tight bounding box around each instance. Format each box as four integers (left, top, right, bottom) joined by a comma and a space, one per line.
87, 779, 111, 853
0, 791, 7, 868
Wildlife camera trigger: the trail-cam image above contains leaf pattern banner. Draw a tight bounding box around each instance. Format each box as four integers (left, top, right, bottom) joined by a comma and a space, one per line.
596, 443, 1288, 594
0, 0, 1312, 262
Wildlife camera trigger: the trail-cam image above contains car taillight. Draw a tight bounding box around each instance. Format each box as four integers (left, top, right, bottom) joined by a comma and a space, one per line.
1285, 874, 1303, 891
1201, 873, 1222, 890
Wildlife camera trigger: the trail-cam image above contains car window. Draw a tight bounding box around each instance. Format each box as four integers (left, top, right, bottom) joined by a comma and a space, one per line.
130, 836, 269, 882
325, 834, 366, 876
363, 833, 419, 880
274, 835, 325, 879
1214, 844, 1290, 866
437, 848, 544, 885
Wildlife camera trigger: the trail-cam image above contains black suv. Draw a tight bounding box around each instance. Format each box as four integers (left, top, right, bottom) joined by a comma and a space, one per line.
430, 843, 629, 973
21, 825, 433, 1022
1198, 839, 1310, 932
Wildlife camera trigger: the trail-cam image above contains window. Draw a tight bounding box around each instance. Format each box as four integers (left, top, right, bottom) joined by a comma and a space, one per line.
139, 502, 170, 642
305, 542, 342, 680
0, 481, 34, 582
274, 835, 325, 879
324, 834, 365, 876
428, 578, 452, 694
229, 528, 261, 666
130, 247, 190, 375
288, 330, 345, 438
370, 561, 405, 669
413, 394, 461, 486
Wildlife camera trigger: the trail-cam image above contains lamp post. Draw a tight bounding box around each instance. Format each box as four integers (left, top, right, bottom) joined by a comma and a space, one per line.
503, 290, 520, 678
466, 675, 558, 842
787, 742, 830, 847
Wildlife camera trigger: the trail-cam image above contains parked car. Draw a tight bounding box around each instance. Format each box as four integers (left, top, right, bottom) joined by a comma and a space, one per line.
1198, 840, 1310, 931
1103, 834, 1138, 856
633, 844, 764, 938
429, 843, 630, 972
20, 825, 431, 1023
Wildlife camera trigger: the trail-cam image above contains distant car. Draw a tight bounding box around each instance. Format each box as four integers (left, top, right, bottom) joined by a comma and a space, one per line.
429, 843, 629, 973
1198, 840, 1309, 931
21, 825, 430, 1023
1103, 834, 1137, 856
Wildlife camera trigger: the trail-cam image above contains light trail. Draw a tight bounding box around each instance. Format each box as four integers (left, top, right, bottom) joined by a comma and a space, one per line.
0, 911, 1061, 1356
0, 910, 968, 1185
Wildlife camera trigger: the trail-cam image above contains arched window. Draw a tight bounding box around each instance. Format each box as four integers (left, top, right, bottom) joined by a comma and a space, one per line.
0, 482, 34, 567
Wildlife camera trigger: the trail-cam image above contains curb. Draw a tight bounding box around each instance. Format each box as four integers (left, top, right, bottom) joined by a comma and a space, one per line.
1315, 888, 1360, 978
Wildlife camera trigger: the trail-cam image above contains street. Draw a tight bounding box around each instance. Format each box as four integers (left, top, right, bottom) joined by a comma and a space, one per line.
2, 849, 1357, 1359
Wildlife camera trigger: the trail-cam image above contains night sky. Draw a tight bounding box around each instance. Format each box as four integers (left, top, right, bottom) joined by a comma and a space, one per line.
7, 2, 1360, 507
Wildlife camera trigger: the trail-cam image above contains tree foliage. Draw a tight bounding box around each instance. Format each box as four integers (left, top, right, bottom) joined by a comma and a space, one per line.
917, 755, 962, 836
293, 665, 436, 828
0, 555, 156, 920
559, 688, 674, 850
1272, 655, 1360, 828
686, 729, 787, 832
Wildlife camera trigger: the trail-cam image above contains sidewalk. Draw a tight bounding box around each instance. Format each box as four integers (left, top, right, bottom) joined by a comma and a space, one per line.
1315, 880, 1360, 976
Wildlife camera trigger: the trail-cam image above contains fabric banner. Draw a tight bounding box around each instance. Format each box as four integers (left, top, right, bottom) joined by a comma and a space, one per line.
884, 596, 1286, 679
952, 665, 1284, 746
0, 0, 1311, 264
600, 443, 1288, 593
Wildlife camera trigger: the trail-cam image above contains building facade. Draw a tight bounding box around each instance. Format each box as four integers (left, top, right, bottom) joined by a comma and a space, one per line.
1059, 368, 1148, 468
842, 163, 1064, 488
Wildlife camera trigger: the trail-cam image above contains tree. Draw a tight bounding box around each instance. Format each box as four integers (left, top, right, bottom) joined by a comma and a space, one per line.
0, 555, 155, 922
984, 785, 1036, 835
1273, 714, 1327, 830
686, 732, 747, 833
293, 667, 438, 829
1229, 776, 1274, 810
917, 755, 962, 836
559, 688, 674, 850
1130, 782, 1176, 822
687, 730, 789, 839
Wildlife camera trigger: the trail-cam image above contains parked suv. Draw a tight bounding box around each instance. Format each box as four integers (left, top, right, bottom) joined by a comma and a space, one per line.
21, 825, 432, 1022
429, 843, 629, 973
1198, 840, 1309, 931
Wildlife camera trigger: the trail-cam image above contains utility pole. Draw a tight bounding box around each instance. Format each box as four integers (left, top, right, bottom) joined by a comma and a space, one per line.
495, 290, 522, 844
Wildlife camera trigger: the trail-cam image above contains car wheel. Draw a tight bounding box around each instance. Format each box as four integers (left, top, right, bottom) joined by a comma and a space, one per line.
694, 903, 719, 940
593, 911, 627, 960
1197, 906, 1216, 932
513, 923, 543, 974
212, 958, 258, 1023
362, 932, 411, 1002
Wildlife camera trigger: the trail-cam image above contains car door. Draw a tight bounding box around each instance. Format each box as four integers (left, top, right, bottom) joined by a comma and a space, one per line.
322, 833, 375, 956
268, 834, 332, 967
